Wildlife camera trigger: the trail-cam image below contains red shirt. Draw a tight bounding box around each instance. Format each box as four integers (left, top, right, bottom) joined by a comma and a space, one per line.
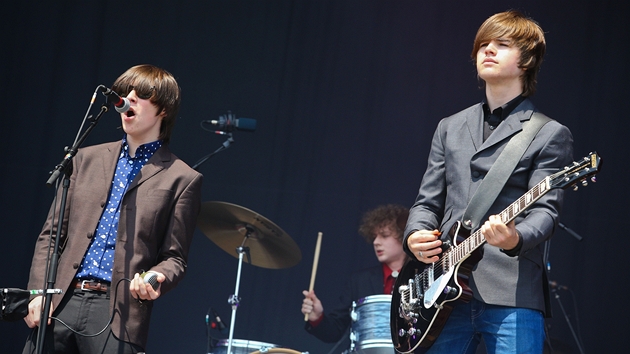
383, 263, 399, 295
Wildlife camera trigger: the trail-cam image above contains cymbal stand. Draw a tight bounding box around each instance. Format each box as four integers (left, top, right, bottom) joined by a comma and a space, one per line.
227, 230, 252, 354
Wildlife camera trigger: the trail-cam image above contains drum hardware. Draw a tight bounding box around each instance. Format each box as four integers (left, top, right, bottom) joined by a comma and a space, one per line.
197, 201, 302, 354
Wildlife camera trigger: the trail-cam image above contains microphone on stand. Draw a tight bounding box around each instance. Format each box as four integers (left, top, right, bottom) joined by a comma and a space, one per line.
202, 112, 257, 134
100, 86, 131, 113
208, 307, 228, 334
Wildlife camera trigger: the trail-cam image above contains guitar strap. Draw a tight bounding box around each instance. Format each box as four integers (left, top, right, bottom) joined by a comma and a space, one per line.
461, 112, 551, 230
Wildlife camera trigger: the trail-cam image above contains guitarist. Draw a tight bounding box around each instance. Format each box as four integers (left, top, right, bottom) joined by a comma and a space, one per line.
403, 10, 574, 354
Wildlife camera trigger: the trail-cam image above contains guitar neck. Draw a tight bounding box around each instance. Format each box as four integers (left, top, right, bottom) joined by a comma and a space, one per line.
451, 176, 552, 264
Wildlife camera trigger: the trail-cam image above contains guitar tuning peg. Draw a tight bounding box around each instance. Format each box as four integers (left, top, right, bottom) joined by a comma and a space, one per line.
581, 180, 588, 187
591, 176, 597, 183
572, 185, 579, 191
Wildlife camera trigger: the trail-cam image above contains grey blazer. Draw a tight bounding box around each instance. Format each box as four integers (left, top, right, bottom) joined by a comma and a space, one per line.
404, 98, 573, 313
27, 140, 203, 348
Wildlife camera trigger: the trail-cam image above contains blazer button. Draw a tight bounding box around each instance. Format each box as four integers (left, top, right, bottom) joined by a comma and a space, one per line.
101, 202, 106, 208
472, 171, 480, 178
73, 263, 79, 269
87, 232, 93, 239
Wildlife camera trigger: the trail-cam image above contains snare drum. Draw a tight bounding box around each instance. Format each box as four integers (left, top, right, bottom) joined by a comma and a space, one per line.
211, 339, 278, 354
349, 294, 394, 354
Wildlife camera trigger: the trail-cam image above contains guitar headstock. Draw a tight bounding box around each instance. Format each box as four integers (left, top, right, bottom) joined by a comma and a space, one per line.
550, 152, 602, 190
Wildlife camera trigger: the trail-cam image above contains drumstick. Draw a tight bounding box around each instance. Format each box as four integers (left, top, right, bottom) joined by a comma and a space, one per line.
304, 231, 323, 321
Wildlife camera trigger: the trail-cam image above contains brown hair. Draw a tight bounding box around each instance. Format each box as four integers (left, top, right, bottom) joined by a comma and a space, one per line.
471, 10, 546, 96
112, 64, 181, 144
358, 204, 409, 243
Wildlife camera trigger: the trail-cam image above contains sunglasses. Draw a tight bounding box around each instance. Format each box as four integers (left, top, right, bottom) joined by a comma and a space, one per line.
113, 81, 156, 100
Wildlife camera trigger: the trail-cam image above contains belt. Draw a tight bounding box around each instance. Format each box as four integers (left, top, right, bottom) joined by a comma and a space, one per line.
72, 279, 110, 293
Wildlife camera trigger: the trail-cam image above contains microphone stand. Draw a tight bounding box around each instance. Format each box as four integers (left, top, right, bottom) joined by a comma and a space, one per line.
558, 222, 583, 241
191, 132, 234, 171
36, 101, 110, 354
551, 288, 585, 354
543, 222, 586, 354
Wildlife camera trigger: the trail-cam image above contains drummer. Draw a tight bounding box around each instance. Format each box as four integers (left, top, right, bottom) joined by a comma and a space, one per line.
300, 204, 409, 344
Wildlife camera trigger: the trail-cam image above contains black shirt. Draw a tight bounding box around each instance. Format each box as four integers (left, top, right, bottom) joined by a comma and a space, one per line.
482, 95, 526, 141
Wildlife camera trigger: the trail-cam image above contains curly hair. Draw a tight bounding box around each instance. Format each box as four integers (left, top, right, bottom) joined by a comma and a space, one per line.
358, 204, 409, 244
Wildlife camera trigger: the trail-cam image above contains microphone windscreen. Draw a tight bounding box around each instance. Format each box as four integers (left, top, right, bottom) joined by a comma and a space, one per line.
235, 118, 257, 131
141, 272, 159, 291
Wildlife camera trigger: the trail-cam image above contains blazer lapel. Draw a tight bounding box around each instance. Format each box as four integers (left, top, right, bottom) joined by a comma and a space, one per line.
101, 141, 122, 188
478, 99, 536, 152
127, 146, 170, 192
466, 104, 485, 151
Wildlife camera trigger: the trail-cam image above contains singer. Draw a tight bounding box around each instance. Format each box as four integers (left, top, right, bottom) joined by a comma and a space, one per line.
22, 64, 203, 353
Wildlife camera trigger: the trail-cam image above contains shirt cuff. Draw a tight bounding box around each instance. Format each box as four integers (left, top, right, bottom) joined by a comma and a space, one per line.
500, 231, 523, 257
309, 314, 324, 328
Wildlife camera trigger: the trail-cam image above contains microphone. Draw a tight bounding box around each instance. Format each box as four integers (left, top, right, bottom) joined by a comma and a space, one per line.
140, 272, 159, 291
101, 87, 130, 113
549, 280, 569, 291
205, 113, 257, 133
210, 308, 228, 333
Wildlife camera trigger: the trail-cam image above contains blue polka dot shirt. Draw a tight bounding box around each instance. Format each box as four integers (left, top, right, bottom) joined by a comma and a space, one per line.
75, 137, 162, 282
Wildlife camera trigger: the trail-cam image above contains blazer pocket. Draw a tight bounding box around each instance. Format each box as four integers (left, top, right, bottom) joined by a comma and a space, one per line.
146, 189, 174, 200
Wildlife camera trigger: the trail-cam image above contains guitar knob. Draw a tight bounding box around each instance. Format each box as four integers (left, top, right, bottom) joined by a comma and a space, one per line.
398, 328, 407, 337
443, 286, 458, 296
408, 327, 420, 336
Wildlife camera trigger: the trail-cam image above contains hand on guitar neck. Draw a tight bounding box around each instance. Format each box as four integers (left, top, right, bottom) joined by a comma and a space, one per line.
480, 216, 519, 251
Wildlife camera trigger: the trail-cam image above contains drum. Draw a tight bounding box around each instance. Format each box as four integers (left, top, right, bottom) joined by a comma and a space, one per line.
250, 349, 306, 354
349, 294, 394, 354
210, 339, 279, 354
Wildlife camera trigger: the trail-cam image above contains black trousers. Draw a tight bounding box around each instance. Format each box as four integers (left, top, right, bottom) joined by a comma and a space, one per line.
22, 289, 144, 354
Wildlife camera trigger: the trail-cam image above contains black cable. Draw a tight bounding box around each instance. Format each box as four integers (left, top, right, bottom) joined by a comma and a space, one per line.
49, 277, 132, 337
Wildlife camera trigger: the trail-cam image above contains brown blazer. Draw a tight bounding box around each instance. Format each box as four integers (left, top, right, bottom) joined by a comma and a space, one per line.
26, 140, 203, 348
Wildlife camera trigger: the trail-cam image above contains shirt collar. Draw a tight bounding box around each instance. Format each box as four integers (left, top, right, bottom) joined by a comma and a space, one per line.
121, 135, 163, 160
382, 262, 399, 279
482, 94, 526, 121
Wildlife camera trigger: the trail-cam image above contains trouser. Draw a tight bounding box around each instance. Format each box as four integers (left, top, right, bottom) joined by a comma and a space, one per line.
22, 288, 144, 354
427, 298, 545, 354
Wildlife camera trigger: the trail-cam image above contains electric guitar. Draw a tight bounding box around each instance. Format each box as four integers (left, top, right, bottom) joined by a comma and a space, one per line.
390, 152, 602, 353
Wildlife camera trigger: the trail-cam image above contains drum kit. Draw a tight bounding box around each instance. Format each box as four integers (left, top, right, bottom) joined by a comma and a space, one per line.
197, 201, 394, 354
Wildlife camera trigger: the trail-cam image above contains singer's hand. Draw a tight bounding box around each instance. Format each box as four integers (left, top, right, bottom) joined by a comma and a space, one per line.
130, 272, 165, 301
24, 296, 54, 328
301, 290, 324, 322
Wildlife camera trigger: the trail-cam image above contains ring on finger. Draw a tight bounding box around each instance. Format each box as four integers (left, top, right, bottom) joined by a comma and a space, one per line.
418, 251, 423, 258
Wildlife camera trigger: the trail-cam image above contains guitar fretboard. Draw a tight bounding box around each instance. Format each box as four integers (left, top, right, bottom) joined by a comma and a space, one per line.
447, 176, 551, 268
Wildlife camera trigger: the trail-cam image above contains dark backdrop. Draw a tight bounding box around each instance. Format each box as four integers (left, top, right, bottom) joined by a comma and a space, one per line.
1, 1, 627, 353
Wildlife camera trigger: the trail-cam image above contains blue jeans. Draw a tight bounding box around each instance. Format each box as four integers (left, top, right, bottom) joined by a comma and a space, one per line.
427, 298, 545, 354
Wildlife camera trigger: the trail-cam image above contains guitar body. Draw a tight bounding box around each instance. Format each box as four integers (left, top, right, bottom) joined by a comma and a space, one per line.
390, 221, 480, 353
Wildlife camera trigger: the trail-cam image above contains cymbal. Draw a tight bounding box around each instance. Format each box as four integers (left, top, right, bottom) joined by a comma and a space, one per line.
197, 201, 301, 269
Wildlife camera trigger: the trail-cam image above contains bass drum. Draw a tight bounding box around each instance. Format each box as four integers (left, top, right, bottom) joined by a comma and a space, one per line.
350, 294, 394, 354
210, 339, 278, 354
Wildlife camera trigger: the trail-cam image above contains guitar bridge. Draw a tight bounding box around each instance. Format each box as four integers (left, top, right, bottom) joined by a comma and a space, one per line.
398, 276, 422, 322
